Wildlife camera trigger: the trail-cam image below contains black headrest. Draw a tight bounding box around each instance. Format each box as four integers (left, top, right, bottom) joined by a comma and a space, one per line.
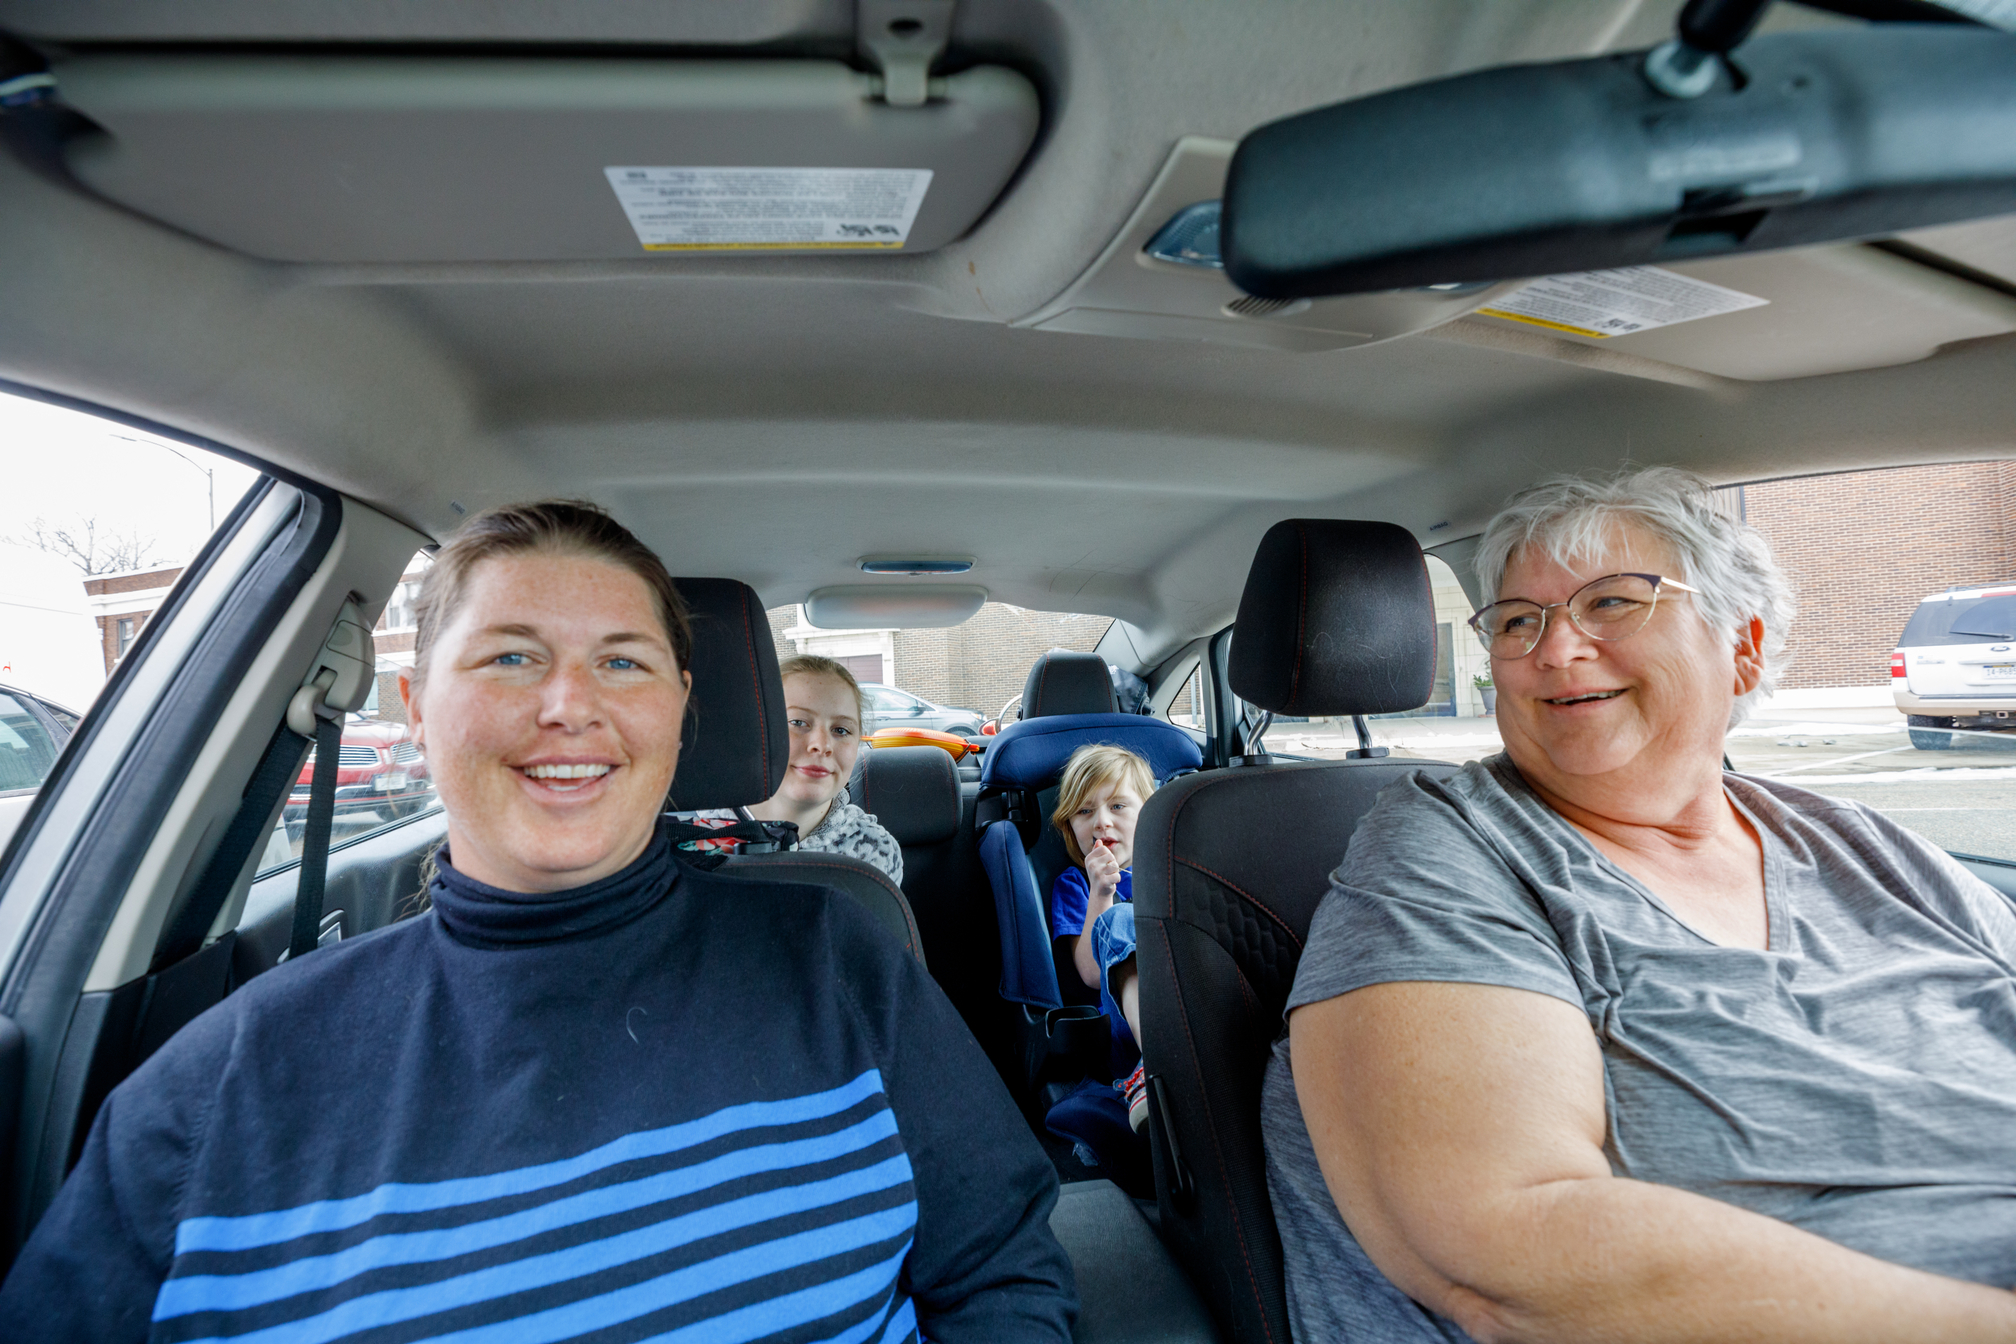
1020, 649, 1117, 719
1229, 519, 1437, 717
666, 577, 788, 812
850, 745, 960, 847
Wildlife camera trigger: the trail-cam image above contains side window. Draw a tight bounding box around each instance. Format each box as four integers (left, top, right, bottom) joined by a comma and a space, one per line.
0, 388, 260, 789
1155, 660, 1205, 731
1714, 463, 2016, 863
0, 692, 60, 794
256, 549, 438, 875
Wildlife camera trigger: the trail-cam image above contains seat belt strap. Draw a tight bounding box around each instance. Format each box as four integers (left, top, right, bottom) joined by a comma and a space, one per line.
284, 598, 376, 962
289, 709, 342, 961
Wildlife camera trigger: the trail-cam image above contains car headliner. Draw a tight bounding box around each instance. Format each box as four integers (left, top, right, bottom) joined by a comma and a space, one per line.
3, 0, 2014, 668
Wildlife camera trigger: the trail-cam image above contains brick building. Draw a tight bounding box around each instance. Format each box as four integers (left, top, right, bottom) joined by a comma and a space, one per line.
1733, 460, 2016, 691
80, 555, 432, 721
83, 564, 184, 673
770, 602, 1109, 724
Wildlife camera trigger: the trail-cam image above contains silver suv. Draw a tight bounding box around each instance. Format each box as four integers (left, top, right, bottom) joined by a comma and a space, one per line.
1892, 584, 2016, 750
860, 683, 984, 738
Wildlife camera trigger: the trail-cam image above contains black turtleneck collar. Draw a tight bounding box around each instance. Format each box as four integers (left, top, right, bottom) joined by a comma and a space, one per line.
428, 818, 680, 948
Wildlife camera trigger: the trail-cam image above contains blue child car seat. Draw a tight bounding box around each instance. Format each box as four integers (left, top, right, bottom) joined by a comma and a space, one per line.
976, 651, 1203, 1086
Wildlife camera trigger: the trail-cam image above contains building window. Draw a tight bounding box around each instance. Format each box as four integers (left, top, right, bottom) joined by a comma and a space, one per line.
382, 578, 423, 633
114, 615, 142, 662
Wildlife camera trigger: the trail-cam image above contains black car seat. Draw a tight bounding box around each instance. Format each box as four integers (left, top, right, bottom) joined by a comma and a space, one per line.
1133, 520, 1459, 1344
669, 577, 924, 965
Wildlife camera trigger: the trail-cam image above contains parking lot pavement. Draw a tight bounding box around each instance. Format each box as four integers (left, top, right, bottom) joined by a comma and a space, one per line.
1264, 706, 2016, 863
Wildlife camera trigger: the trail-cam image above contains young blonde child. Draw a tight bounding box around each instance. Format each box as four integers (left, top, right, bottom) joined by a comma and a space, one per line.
1048, 743, 1155, 1131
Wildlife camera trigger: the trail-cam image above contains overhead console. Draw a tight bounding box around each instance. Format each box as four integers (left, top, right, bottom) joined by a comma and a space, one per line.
46, 52, 1038, 263
1018, 138, 1522, 353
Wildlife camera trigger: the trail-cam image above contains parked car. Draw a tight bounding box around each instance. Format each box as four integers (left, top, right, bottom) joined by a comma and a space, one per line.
859, 682, 984, 738
1892, 583, 2016, 749
283, 715, 433, 828
0, 683, 78, 854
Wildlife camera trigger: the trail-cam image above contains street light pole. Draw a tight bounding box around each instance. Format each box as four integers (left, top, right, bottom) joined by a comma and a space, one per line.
123, 437, 216, 531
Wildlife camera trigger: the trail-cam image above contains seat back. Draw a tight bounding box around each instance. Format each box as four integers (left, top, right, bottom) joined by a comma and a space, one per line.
670, 577, 926, 966
1134, 519, 1451, 1344
718, 851, 925, 966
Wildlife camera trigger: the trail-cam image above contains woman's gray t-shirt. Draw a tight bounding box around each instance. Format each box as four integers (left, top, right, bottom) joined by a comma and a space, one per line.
1261, 756, 2016, 1343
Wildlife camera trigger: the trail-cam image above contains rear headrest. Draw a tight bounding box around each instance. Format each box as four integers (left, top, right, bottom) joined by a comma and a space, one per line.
1229, 519, 1437, 717
1021, 649, 1117, 718
666, 577, 789, 812
980, 713, 1204, 791
850, 746, 960, 847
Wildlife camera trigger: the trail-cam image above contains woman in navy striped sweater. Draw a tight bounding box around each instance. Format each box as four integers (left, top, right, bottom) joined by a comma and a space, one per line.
0, 501, 1075, 1343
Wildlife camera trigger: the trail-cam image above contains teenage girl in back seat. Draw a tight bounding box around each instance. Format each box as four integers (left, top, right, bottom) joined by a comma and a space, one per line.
680, 654, 905, 881
1048, 744, 1155, 1132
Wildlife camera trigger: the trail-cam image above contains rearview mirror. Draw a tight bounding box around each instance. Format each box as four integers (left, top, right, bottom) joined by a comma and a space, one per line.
1222, 27, 2016, 299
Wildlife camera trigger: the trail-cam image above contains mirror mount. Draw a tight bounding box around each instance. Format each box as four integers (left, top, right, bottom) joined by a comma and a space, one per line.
1645, 0, 1776, 99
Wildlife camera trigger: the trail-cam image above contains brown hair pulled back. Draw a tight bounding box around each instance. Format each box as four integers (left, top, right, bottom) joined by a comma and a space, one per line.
778, 653, 870, 728
409, 500, 691, 690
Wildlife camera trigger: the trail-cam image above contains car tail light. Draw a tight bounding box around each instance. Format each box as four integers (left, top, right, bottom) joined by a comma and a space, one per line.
1891, 651, 1907, 679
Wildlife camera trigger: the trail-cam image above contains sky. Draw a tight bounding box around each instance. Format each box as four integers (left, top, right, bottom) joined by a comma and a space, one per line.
0, 389, 263, 575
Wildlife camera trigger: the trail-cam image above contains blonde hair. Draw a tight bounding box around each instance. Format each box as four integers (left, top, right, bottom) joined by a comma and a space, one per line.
1050, 744, 1156, 866
778, 653, 868, 727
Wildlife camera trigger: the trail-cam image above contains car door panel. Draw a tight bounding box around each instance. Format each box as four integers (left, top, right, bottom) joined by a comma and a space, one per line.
0, 479, 429, 1263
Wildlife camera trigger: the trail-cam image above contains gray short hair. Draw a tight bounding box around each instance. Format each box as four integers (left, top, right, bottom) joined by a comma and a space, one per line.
1474, 467, 1796, 728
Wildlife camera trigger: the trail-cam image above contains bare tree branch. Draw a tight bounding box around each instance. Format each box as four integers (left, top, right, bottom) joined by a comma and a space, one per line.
5, 515, 162, 576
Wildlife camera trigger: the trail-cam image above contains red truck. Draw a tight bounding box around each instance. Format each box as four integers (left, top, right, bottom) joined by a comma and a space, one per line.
285, 717, 433, 828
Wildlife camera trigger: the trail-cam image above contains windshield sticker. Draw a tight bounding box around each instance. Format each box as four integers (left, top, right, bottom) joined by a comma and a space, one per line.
1476, 266, 1767, 339
604, 167, 933, 251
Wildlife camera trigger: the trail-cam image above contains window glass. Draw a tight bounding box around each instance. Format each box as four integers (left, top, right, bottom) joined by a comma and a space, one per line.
1159, 661, 1204, 731
0, 693, 60, 794
0, 389, 261, 786
1251, 465, 2016, 863
255, 548, 439, 875
768, 601, 1112, 734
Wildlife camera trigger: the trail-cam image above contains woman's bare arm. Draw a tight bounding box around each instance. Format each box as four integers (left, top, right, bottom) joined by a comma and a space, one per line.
1291, 982, 2016, 1344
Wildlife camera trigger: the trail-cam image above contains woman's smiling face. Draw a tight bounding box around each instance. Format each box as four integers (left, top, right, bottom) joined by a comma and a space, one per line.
402, 550, 689, 893
1491, 523, 1758, 790
776, 672, 863, 811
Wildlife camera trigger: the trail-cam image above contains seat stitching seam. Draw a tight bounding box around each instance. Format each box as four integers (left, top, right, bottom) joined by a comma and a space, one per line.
736, 594, 769, 787
1156, 918, 1278, 1344
1172, 858, 1304, 951
1290, 522, 1308, 710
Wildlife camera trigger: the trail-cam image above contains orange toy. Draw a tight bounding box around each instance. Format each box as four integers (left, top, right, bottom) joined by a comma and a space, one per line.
866, 726, 978, 761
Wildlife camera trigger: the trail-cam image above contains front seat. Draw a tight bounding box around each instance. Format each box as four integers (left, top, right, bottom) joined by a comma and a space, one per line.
669, 576, 925, 965
1133, 520, 1458, 1344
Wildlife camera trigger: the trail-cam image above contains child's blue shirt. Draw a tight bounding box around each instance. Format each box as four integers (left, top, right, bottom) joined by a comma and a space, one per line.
1050, 866, 1133, 937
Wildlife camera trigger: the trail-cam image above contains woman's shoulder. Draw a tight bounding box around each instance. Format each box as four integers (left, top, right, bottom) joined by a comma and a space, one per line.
1345, 756, 1537, 865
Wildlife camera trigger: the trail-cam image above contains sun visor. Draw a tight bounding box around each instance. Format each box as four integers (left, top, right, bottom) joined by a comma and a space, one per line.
804, 585, 986, 629
51, 56, 1039, 263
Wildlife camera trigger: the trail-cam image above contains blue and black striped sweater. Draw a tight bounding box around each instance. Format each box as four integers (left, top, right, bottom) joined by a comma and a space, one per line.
1, 826, 1075, 1342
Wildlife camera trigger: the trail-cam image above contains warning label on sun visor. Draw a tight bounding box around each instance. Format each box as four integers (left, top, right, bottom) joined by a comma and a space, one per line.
604, 167, 933, 251
1476, 267, 1767, 339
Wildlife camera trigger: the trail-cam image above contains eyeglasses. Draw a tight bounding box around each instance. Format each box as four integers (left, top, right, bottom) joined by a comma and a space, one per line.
1468, 572, 1700, 660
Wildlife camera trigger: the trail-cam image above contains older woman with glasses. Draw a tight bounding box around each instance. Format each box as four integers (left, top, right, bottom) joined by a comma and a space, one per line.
1263, 469, 2016, 1344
